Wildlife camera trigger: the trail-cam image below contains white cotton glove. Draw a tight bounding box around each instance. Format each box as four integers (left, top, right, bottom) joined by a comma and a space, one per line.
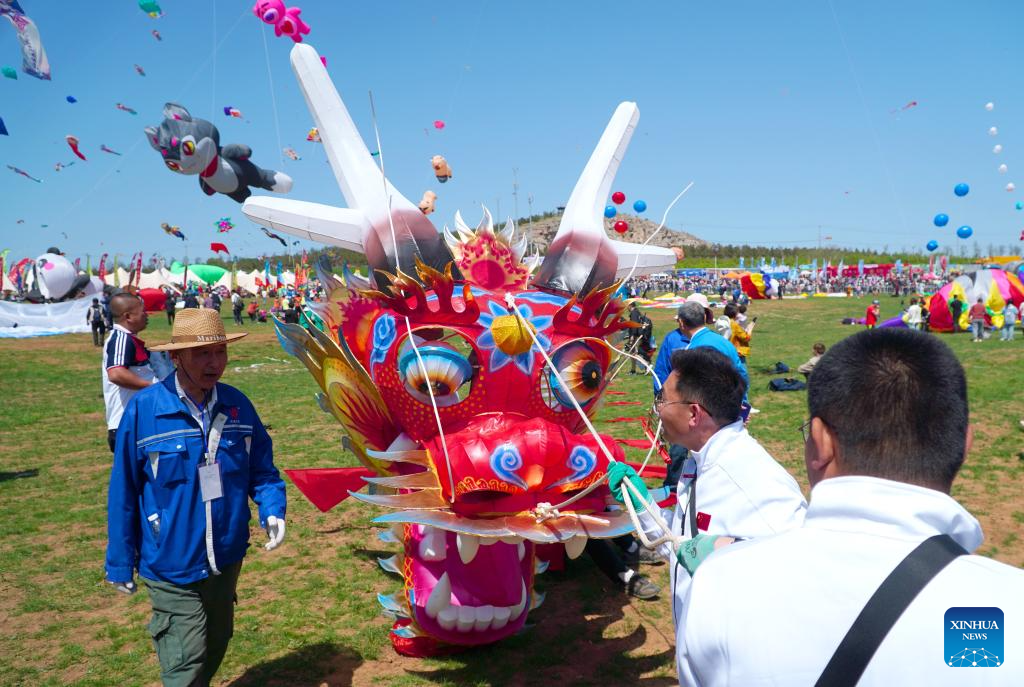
265, 515, 286, 551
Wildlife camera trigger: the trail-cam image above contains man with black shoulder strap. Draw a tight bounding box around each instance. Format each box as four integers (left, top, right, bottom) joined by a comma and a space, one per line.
677, 328, 1024, 686
105, 308, 287, 687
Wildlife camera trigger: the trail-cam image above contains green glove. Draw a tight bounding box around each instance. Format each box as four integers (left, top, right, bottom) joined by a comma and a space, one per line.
676, 534, 722, 576
607, 462, 651, 505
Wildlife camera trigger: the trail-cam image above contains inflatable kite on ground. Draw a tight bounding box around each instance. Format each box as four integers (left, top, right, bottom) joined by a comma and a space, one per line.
253, 1, 310, 42
260, 226, 288, 246
23, 251, 90, 302
740, 272, 778, 299
431, 155, 452, 183
214, 217, 234, 232
7, 164, 40, 182
926, 268, 1024, 332
0, 1, 50, 80
100, 144, 121, 156
241, 43, 678, 657
161, 222, 185, 240
168, 261, 226, 285
116, 103, 137, 115
65, 135, 86, 161
145, 102, 293, 203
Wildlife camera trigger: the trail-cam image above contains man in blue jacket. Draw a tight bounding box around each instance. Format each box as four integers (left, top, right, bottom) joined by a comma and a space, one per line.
105, 308, 287, 687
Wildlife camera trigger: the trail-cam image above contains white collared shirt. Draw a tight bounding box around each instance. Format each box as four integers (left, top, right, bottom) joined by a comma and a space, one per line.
677, 476, 1024, 686
174, 372, 218, 435
637, 420, 807, 647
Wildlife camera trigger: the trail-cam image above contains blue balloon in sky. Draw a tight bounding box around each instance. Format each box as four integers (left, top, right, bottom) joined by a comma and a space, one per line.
632, 199, 647, 213
954, 183, 970, 197
604, 205, 616, 219
956, 225, 973, 239
933, 213, 949, 227
926, 240, 939, 252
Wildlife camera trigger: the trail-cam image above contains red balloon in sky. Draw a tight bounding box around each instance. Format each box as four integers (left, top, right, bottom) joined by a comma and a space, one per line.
614, 220, 629, 234
611, 191, 626, 205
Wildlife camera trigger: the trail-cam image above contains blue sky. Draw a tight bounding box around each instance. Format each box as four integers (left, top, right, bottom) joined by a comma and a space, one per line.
2, 0, 1023, 264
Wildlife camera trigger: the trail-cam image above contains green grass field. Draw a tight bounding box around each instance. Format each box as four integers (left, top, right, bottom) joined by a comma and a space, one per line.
1, 296, 1021, 686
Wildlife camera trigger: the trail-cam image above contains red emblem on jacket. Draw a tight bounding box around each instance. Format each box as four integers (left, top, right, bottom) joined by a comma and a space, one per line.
696, 511, 712, 532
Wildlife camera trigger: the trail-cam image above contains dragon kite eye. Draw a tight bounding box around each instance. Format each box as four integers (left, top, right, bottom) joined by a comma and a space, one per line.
398, 335, 475, 406
182, 140, 195, 155
165, 160, 180, 171
543, 341, 608, 411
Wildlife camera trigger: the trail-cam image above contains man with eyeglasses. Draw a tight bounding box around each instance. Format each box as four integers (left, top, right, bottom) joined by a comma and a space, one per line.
673, 329, 1024, 686
608, 347, 806, 682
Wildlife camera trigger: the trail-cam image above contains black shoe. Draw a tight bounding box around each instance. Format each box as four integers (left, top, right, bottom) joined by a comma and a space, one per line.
626, 574, 660, 600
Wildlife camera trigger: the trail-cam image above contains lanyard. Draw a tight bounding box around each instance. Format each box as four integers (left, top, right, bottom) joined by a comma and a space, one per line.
184, 389, 212, 460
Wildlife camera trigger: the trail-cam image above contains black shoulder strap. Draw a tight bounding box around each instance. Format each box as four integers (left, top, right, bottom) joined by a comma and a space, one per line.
815, 534, 967, 687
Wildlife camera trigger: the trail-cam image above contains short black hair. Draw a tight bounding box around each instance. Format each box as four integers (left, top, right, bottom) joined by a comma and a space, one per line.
723, 303, 738, 319
669, 347, 744, 425
808, 329, 968, 490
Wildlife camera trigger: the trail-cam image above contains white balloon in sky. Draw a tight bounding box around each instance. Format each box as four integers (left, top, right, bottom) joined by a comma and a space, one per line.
999, 164, 1009, 174
985, 102, 995, 111
994, 144, 1003, 154
1007, 182, 1016, 192
989, 126, 999, 136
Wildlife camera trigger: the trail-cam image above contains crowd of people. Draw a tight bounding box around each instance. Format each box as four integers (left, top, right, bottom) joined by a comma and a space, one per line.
91, 278, 1023, 686
624, 271, 954, 301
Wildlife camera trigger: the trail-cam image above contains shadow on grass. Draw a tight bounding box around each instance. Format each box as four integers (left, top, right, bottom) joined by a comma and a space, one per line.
226, 641, 362, 686
0, 468, 39, 482
402, 563, 677, 686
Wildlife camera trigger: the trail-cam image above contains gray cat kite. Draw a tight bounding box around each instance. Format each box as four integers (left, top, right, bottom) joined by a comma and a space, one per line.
145, 102, 292, 203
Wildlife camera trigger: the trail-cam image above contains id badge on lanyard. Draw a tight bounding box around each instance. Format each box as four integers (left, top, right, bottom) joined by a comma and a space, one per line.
190, 392, 225, 502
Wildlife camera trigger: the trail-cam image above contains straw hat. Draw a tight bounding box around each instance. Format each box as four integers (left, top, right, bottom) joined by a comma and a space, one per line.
151, 308, 247, 351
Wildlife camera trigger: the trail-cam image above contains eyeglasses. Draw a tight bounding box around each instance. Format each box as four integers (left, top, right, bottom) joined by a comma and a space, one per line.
799, 418, 812, 443
653, 395, 703, 416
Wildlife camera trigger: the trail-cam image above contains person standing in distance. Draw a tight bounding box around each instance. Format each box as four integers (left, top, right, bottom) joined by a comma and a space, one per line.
87, 297, 107, 347
103, 293, 156, 452
105, 308, 286, 687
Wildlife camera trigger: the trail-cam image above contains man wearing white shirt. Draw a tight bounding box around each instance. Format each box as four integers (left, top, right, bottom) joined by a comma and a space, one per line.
608, 347, 807, 678
677, 328, 1024, 686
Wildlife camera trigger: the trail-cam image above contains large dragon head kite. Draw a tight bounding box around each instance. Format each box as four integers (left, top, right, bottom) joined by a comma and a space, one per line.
243, 44, 676, 656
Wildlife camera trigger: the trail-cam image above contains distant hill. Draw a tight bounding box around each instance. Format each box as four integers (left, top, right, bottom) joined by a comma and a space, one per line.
516, 213, 709, 253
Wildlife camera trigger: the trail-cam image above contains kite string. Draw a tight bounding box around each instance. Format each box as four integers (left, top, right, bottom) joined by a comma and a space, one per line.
368, 90, 457, 503
260, 23, 285, 167
618, 181, 693, 286
826, 0, 909, 235
54, 7, 250, 227
211, 0, 218, 121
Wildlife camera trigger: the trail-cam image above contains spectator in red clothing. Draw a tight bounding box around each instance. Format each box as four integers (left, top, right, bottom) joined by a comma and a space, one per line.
865, 300, 880, 329
969, 297, 988, 342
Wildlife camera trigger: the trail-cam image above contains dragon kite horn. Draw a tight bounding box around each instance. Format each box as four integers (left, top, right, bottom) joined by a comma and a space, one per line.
532, 102, 638, 296
241, 43, 456, 285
